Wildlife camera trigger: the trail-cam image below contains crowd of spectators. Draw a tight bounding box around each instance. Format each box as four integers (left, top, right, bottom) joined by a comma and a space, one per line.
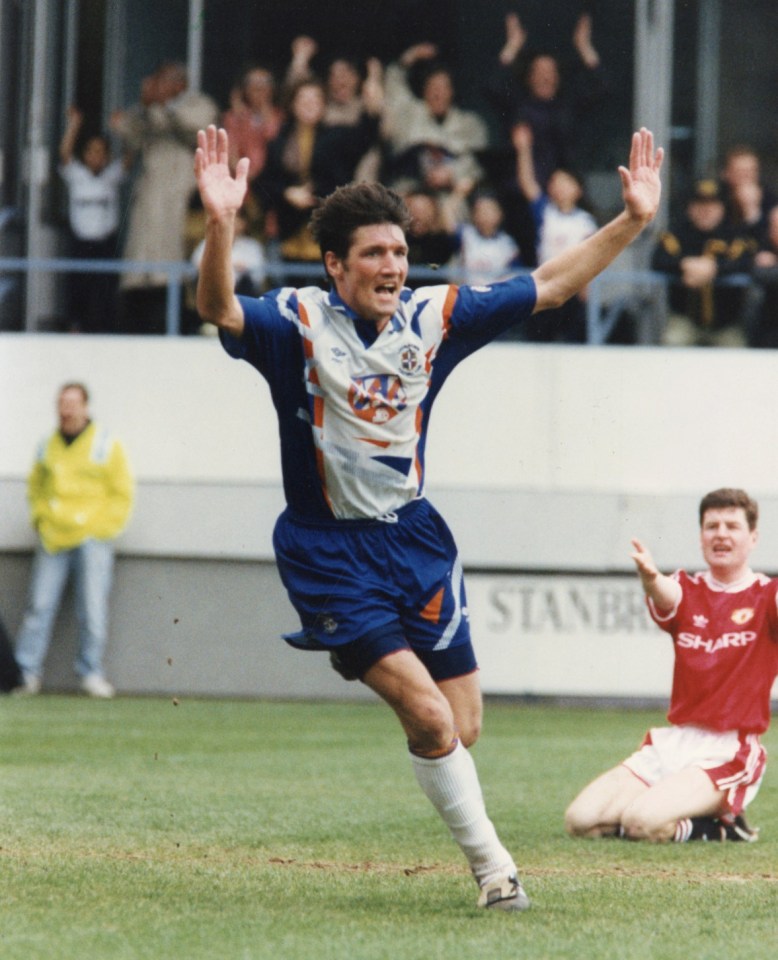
52, 12, 778, 346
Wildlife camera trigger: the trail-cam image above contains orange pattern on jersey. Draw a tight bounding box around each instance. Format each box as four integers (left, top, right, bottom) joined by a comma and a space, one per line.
441, 284, 459, 338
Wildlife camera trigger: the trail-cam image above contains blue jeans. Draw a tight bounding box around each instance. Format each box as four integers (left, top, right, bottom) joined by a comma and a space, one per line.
15, 539, 115, 679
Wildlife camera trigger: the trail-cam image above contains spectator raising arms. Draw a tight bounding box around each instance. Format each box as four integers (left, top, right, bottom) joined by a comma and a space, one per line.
58, 106, 129, 333
222, 65, 284, 185
382, 43, 488, 202
513, 122, 597, 342
285, 35, 385, 184
486, 11, 606, 187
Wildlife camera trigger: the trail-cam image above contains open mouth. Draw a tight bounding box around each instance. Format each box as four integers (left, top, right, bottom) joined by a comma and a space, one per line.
375, 282, 398, 296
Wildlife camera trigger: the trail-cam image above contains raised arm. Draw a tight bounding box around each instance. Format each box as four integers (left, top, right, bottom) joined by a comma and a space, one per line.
194, 125, 249, 336
532, 128, 663, 313
59, 106, 83, 166
630, 537, 681, 615
512, 123, 541, 203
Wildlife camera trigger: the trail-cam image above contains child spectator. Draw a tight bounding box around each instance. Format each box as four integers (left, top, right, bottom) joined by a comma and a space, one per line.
58, 106, 128, 332
513, 123, 597, 341
455, 191, 522, 286
191, 205, 266, 303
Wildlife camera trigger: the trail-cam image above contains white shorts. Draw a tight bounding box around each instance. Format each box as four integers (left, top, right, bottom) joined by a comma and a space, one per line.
622, 725, 767, 816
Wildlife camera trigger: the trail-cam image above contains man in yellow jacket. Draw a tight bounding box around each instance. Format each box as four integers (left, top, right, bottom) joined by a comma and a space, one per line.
15, 383, 134, 697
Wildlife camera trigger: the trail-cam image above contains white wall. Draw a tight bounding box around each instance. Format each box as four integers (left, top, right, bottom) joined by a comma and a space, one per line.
5, 333, 778, 571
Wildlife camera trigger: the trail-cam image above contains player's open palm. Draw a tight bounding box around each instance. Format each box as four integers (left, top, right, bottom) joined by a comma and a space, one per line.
618, 127, 664, 223
194, 125, 249, 219
630, 537, 658, 580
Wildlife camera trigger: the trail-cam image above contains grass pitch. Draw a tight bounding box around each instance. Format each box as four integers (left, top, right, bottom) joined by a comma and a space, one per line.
1, 696, 775, 959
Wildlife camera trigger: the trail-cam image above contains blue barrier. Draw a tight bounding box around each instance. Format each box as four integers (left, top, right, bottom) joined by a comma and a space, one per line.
0, 254, 755, 342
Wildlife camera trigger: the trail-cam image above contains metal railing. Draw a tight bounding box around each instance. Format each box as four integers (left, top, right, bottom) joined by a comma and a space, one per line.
0, 252, 756, 343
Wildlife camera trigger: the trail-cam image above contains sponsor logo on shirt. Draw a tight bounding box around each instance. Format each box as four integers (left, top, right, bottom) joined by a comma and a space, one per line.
348, 374, 407, 424
677, 630, 757, 653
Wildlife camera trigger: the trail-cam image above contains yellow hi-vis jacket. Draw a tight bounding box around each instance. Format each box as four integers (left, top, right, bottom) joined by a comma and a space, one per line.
27, 422, 134, 553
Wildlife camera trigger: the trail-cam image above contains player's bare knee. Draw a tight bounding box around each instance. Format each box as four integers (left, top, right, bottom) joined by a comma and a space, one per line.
406, 693, 456, 754
564, 801, 595, 838
620, 806, 670, 843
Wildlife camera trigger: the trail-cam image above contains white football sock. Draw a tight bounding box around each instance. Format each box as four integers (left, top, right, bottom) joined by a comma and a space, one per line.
673, 818, 693, 842
410, 739, 516, 887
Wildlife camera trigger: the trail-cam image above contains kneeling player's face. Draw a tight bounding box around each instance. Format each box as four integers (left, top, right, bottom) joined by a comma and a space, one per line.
700, 507, 757, 576
326, 224, 409, 329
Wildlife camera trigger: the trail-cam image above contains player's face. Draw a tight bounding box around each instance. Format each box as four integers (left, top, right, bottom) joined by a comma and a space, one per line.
57, 387, 89, 437
325, 224, 409, 330
700, 507, 757, 580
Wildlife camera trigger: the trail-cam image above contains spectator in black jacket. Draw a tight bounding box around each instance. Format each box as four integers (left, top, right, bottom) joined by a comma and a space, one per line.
652, 179, 757, 346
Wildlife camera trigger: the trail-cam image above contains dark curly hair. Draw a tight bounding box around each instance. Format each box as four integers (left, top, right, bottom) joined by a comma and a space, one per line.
310, 182, 411, 267
698, 488, 758, 531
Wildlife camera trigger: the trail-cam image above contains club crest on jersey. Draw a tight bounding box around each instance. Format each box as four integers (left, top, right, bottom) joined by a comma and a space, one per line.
348, 374, 407, 424
731, 607, 755, 625
400, 344, 421, 374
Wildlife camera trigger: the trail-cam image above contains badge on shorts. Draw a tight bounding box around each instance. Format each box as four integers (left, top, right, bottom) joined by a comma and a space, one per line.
319, 614, 339, 635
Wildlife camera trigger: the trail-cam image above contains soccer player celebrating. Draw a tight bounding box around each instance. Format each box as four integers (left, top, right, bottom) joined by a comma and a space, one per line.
194, 123, 662, 909
566, 488, 777, 844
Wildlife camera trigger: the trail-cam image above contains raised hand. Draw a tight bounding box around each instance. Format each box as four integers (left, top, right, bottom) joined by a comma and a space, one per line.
572, 13, 600, 67
618, 128, 664, 224
500, 12, 528, 64
194, 125, 249, 221
630, 538, 658, 581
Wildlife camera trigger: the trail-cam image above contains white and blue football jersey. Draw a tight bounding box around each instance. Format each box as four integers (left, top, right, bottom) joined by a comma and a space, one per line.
221, 275, 536, 520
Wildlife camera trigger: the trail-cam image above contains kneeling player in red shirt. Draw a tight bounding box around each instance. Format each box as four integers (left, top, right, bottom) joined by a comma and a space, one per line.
565, 487, 777, 842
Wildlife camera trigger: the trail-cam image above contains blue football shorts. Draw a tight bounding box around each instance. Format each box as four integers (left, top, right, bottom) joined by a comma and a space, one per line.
272, 498, 477, 682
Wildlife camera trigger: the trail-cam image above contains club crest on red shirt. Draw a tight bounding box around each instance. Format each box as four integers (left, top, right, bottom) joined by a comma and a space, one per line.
731, 607, 755, 625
